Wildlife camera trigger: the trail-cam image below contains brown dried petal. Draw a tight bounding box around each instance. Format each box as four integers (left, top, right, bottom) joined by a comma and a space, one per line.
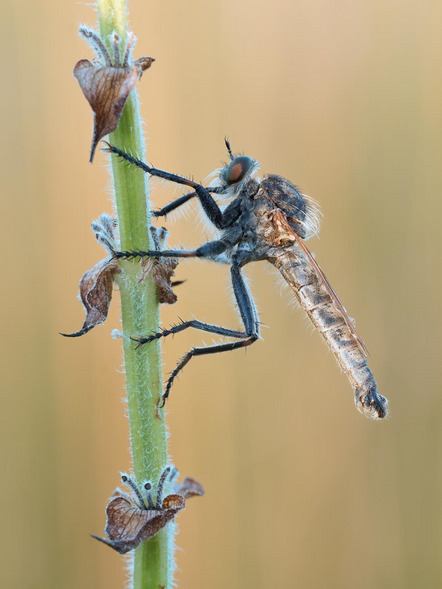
74, 59, 139, 162
174, 477, 205, 500
75, 28, 155, 162
135, 56, 155, 78
92, 470, 204, 554
139, 228, 180, 304
92, 493, 185, 555
61, 258, 120, 337
140, 257, 180, 304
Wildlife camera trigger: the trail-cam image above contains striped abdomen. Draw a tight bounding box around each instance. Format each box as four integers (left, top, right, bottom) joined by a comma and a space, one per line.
273, 250, 387, 419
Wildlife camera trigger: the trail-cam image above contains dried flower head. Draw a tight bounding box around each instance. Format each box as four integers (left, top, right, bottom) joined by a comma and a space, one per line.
60, 257, 120, 338
60, 214, 119, 337
139, 227, 181, 304
74, 27, 155, 162
61, 221, 182, 338
92, 467, 204, 554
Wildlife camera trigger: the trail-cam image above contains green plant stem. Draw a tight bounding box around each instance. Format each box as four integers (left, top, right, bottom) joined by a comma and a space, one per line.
97, 1, 172, 587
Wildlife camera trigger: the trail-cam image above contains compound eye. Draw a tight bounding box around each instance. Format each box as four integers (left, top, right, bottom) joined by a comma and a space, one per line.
225, 156, 254, 185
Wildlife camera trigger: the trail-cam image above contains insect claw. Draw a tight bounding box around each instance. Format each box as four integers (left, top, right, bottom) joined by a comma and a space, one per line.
156, 396, 165, 416
131, 336, 147, 349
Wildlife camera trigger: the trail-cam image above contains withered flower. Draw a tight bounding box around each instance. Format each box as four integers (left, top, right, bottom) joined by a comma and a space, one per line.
61, 257, 120, 338
61, 220, 182, 337
92, 466, 204, 554
140, 227, 181, 304
61, 214, 119, 337
74, 27, 155, 162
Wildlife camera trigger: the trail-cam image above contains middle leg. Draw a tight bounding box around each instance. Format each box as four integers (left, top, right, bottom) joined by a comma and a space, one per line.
159, 262, 260, 406
113, 238, 230, 261
105, 144, 225, 228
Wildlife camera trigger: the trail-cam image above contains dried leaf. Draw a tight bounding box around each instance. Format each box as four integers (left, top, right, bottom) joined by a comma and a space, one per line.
61, 258, 120, 337
92, 468, 204, 554
74, 28, 155, 162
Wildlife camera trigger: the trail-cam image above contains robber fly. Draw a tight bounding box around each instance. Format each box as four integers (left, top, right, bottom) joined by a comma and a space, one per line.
106, 140, 388, 419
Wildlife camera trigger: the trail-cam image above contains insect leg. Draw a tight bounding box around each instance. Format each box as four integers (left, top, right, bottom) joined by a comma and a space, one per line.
105, 144, 225, 228
152, 192, 197, 217
152, 187, 223, 218
126, 235, 248, 344
133, 319, 249, 347
114, 248, 198, 260
114, 237, 231, 261
160, 263, 259, 406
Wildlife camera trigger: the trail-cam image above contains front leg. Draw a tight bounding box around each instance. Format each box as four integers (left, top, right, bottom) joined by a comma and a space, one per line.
114, 248, 198, 260
152, 187, 223, 218
105, 144, 225, 229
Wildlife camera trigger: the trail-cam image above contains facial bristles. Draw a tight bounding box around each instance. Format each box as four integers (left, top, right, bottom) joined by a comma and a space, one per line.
206, 166, 224, 187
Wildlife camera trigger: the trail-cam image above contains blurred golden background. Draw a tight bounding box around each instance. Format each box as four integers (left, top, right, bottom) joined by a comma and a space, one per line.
3, 0, 442, 587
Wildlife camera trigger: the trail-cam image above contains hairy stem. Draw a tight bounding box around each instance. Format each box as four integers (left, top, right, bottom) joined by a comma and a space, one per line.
97, 1, 172, 587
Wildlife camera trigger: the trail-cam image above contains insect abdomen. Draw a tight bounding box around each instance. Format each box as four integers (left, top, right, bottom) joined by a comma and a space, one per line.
273, 251, 388, 419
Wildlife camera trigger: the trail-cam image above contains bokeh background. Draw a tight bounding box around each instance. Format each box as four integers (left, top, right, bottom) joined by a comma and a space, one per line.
3, 0, 442, 587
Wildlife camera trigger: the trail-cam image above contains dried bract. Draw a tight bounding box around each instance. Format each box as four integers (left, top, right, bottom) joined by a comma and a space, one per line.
60, 257, 120, 337
61, 214, 120, 337
60, 220, 183, 337
92, 493, 184, 554
140, 227, 180, 304
74, 27, 155, 162
174, 477, 205, 499
92, 467, 204, 554
151, 259, 180, 304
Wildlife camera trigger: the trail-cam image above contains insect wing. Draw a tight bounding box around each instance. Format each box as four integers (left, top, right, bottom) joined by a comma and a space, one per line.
292, 232, 369, 357
262, 175, 307, 221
